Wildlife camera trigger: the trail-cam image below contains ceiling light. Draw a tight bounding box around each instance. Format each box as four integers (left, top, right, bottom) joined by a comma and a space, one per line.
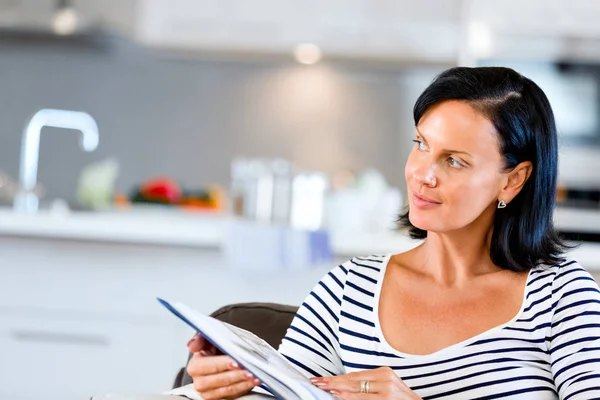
294, 43, 322, 65
53, 6, 78, 36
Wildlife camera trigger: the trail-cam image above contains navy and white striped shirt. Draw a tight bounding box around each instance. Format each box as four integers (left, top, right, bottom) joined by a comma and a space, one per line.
278, 255, 600, 399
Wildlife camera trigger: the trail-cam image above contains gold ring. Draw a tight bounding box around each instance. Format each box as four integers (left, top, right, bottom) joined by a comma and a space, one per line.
360, 380, 370, 393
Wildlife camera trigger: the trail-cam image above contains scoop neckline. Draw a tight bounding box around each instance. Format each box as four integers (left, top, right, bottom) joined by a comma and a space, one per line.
371, 253, 533, 360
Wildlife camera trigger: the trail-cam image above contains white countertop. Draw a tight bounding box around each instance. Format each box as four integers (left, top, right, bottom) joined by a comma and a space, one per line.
0, 206, 599, 269
0, 207, 418, 254
0, 208, 225, 248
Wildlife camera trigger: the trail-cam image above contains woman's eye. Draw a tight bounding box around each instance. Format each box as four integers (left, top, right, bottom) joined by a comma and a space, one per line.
448, 157, 463, 167
412, 139, 427, 151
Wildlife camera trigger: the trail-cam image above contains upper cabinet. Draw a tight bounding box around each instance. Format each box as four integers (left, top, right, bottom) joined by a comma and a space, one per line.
99, 0, 600, 64
463, 0, 600, 62
467, 0, 600, 37
133, 0, 462, 64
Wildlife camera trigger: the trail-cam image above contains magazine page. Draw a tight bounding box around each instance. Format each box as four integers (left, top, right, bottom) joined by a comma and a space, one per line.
158, 299, 335, 400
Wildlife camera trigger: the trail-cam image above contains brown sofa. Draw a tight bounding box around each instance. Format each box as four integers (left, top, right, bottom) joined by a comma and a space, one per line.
173, 302, 299, 388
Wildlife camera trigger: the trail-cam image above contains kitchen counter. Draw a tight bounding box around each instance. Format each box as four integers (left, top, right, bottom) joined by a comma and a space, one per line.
0, 207, 420, 255
0, 208, 225, 248
1, 207, 599, 268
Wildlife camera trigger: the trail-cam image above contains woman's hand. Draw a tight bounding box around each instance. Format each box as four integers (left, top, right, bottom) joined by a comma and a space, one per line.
187, 334, 261, 400
310, 367, 422, 400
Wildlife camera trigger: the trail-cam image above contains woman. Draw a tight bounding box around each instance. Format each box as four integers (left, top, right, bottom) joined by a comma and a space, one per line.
186, 67, 600, 399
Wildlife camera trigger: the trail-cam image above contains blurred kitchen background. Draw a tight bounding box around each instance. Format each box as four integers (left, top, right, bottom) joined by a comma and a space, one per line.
2, 0, 600, 399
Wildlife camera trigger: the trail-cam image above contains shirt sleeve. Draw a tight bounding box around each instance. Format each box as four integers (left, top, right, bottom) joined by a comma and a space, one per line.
548, 262, 600, 400
277, 262, 349, 378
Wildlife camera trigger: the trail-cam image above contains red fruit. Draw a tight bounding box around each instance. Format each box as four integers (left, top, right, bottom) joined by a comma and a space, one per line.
140, 177, 182, 203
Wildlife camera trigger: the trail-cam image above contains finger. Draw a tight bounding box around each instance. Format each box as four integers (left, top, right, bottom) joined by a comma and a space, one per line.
336, 387, 419, 400
187, 333, 208, 353
335, 393, 409, 400
315, 379, 387, 394
187, 335, 220, 355
199, 377, 258, 400
312, 377, 359, 393
316, 367, 407, 388
207, 343, 220, 355
315, 369, 381, 384
193, 369, 256, 392
334, 393, 373, 400
310, 371, 376, 392
187, 354, 238, 377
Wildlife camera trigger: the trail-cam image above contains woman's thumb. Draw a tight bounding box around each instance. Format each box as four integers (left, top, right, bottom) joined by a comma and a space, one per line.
187, 334, 207, 353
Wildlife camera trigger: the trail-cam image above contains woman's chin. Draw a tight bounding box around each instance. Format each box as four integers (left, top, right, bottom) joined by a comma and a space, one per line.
408, 209, 445, 232
408, 214, 431, 232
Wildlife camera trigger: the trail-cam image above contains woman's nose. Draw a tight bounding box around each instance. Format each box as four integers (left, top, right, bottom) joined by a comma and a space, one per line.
412, 162, 438, 188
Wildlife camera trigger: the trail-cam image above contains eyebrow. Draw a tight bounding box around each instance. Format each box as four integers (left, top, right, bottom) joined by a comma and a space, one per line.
415, 128, 473, 157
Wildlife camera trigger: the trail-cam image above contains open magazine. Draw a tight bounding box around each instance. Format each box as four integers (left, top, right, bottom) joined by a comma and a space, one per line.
158, 298, 336, 400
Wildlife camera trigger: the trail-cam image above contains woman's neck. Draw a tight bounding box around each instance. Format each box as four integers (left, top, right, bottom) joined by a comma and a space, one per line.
411, 226, 501, 287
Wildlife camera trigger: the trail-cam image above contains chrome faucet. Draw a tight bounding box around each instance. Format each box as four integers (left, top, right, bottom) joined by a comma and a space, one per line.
13, 109, 99, 213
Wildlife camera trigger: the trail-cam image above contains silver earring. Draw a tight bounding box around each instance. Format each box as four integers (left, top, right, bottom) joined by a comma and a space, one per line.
497, 199, 507, 209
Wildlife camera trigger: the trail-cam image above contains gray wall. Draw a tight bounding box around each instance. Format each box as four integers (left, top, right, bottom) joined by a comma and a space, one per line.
0, 35, 443, 204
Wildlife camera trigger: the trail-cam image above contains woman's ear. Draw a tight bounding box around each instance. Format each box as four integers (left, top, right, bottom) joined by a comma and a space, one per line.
499, 161, 533, 204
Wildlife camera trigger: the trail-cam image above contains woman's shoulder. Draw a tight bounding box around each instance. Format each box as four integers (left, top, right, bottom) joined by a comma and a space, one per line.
338, 254, 390, 276
531, 259, 600, 333
529, 258, 599, 298
346, 254, 389, 268
321, 255, 389, 287
532, 258, 592, 279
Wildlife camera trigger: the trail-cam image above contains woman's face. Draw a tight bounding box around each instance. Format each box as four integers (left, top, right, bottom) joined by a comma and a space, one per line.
405, 100, 506, 233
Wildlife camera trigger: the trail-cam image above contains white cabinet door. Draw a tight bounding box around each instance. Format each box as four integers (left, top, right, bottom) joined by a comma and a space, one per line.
0, 311, 183, 400
558, 0, 600, 38
467, 0, 558, 35
464, 0, 600, 61
467, 0, 600, 38
136, 0, 461, 63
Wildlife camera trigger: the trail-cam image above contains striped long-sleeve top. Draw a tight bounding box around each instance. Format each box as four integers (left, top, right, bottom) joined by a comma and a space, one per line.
278, 255, 600, 399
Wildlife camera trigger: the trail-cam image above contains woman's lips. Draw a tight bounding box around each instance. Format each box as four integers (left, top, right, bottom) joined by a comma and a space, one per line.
412, 193, 441, 209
